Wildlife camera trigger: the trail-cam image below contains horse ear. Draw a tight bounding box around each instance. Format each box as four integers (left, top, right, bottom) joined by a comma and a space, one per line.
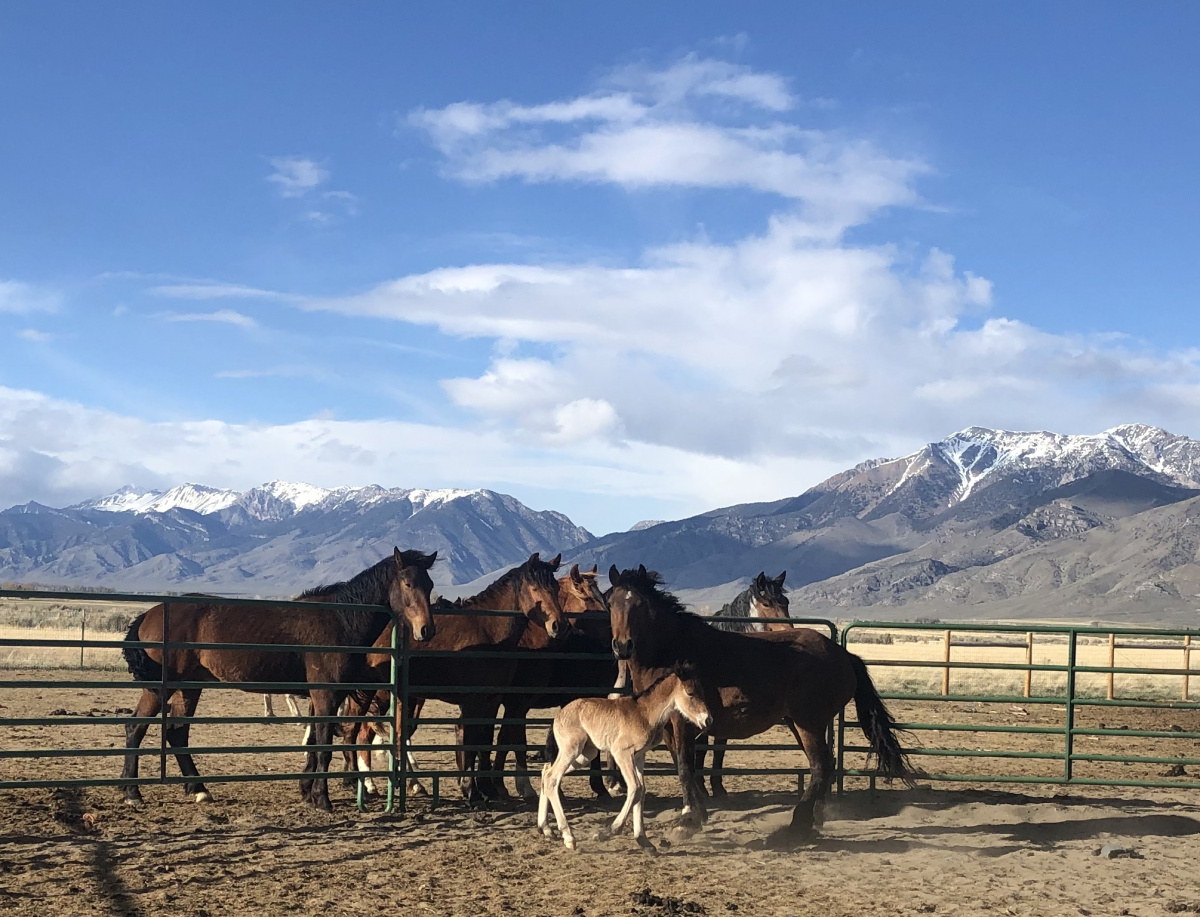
775, 570, 786, 585
394, 547, 406, 570
548, 553, 562, 571
589, 564, 598, 575
638, 564, 647, 576
570, 563, 582, 582
608, 565, 622, 586
528, 552, 540, 565
424, 550, 438, 569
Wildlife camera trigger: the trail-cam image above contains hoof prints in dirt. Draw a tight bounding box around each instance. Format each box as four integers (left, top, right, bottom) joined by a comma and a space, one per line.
629, 888, 706, 915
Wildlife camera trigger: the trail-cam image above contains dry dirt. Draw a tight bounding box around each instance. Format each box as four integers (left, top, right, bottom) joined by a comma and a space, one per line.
3, 674, 1200, 917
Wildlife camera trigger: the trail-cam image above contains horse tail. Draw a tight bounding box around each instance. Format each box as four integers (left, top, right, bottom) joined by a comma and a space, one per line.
849, 652, 917, 786
543, 727, 558, 765
122, 612, 162, 682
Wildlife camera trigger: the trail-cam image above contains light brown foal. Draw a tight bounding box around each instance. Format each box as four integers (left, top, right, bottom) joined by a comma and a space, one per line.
538, 666, 712, 854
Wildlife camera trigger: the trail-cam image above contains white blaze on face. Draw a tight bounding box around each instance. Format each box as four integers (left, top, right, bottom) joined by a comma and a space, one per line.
749, 596, 765, 633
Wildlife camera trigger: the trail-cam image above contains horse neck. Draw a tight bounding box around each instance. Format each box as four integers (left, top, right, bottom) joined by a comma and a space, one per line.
635, 676, 682, 730
458, 583, 528, 644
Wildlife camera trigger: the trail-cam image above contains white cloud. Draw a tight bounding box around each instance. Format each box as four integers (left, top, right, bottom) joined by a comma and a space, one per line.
17, 329, 53, 343
150, 282, 298, 301
161, 309, 258, 329
409, 55, 923, 231
0, 385, 841, 520
0, 280, 60, 314
267, 156, 329, 197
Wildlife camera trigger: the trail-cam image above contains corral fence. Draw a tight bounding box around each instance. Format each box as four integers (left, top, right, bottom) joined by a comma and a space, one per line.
2, 588, 1199, 813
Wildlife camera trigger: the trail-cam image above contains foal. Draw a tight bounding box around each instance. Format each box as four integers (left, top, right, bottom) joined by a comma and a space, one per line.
538, 666, 712, 854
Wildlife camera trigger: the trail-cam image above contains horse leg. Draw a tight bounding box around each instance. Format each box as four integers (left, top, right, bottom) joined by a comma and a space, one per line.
605, 747, 640, 838
472, 697, 505, 800
285, 694, 302, 718
455, 700, 489, 804
779, 725, 833, 845
710, 737, 729, 800
302, 689, 339, 811
540, 747, 578, 850
629, 751, 655, 854
497, 700, 536, 801
164, 688, 211, 802
587, 751, 612, 800
692, 732, 711, 798
263, 694, 276, 717
666, 719, 706, 828
121, 687, 162, 806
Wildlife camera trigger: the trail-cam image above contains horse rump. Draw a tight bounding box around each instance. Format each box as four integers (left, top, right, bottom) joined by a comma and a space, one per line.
122, 612, 162, 682
849, 652, 918, 785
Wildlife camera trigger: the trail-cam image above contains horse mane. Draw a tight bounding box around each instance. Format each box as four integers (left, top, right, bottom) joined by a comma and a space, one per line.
712, 588, 753, 633
614, 566, 694, 620
465, 555, 558, 608
299, 550, 436, 604
298, 549, 437, 643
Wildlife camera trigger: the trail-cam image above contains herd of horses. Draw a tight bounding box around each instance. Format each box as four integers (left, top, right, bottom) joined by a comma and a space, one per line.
120, 548, 913, 847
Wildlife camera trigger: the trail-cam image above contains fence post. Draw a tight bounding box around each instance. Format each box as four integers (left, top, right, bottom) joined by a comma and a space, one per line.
1024, 632, 1033, 698
80, 612, 86, 670
942, 629, 951, 696
1107, 632, 1116, 701
160, 600, 170, 782
1064, 630, 1077, 783
1184, 635, 1192, 702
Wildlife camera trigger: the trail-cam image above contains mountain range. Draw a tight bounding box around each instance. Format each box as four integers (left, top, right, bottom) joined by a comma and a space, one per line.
2, 424, 1200, 624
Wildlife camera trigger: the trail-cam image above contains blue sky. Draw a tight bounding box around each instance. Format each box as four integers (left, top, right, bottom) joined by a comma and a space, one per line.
2, 3, 1199, 534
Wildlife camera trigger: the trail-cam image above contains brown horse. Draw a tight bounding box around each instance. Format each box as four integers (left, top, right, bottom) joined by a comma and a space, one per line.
343, 552, 566, 803
606, 564, 913, 846
700, 571, 795, 797
490, 563, 615, 800
120, 548, 437, 810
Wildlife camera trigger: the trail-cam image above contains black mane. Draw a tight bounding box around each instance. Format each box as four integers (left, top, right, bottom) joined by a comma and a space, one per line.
298, 549, 436, 643
466, 554, 558, 609
614, 566, 693, 620
299, 549, 435, 604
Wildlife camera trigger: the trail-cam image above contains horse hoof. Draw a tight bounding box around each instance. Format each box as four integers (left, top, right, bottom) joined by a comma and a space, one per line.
711, 786, 728, 802
407, 781, 429, 797
124, 796, 144, 808
193, 791, 213, 804
636, 837, 659, 856
667, 823, 699, 845
564, 836, 577, 851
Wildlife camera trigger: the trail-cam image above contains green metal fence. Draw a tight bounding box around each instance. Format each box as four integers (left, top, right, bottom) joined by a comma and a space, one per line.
4, 588, 1200, 814
838, 620, 1200, 794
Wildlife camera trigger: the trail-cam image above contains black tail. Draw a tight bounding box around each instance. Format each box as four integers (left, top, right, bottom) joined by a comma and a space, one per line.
849, 652, 917, 785
543, 727, 558, 765
122, 612, 162, 682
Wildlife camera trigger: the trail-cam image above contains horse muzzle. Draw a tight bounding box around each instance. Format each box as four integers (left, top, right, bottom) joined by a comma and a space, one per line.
415, 623, 436, 642
611, 638, 633, 660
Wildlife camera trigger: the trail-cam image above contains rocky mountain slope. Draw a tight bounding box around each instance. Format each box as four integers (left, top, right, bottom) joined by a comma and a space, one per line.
567, 425, 1200, 623
0, 482, 591, 594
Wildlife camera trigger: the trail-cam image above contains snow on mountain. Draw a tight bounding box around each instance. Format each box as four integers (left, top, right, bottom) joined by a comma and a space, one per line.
886, 425, 1200, 508
79, 480, 482, 522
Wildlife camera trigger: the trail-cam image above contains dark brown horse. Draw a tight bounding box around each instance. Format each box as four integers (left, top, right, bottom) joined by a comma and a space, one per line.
120, 548, 437, 810
490, 563, 616, 800
607, 564, 913, 846
343, 552, 566, 803
699, 571, 795, 797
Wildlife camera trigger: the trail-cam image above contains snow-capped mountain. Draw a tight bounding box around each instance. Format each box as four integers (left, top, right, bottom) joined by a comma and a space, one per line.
3, 482, 591, 592
565, 424, 1200, 622
76, 481, 482, 524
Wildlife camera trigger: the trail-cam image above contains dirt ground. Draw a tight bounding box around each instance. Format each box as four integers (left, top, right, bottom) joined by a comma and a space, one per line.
3, 674, 1200, 917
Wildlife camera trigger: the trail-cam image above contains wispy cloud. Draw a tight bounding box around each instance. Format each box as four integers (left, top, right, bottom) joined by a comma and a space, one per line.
161, 309, 258, 329
409, 54, 922, 231
266, 156, 329, 197
0, 280, 61, 314
215, 366, 331, 380
150, 282, 299, 302
17, 328, 53, 342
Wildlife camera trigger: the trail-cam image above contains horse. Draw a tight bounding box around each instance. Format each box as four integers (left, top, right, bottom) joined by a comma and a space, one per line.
119, 548, 437, 811
488, 563, 616, 801
699, 570, 795, 797
537, 664, 712, 854
340, 552, 566, 803
606, 564, 914, 846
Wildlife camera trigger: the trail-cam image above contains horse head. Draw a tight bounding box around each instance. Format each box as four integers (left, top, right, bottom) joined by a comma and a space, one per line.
558, 563, 609, 626
390, 547, 438, 642
514, 552, 566, 638
606, 563, 668, 662
750, 570, 793, 631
